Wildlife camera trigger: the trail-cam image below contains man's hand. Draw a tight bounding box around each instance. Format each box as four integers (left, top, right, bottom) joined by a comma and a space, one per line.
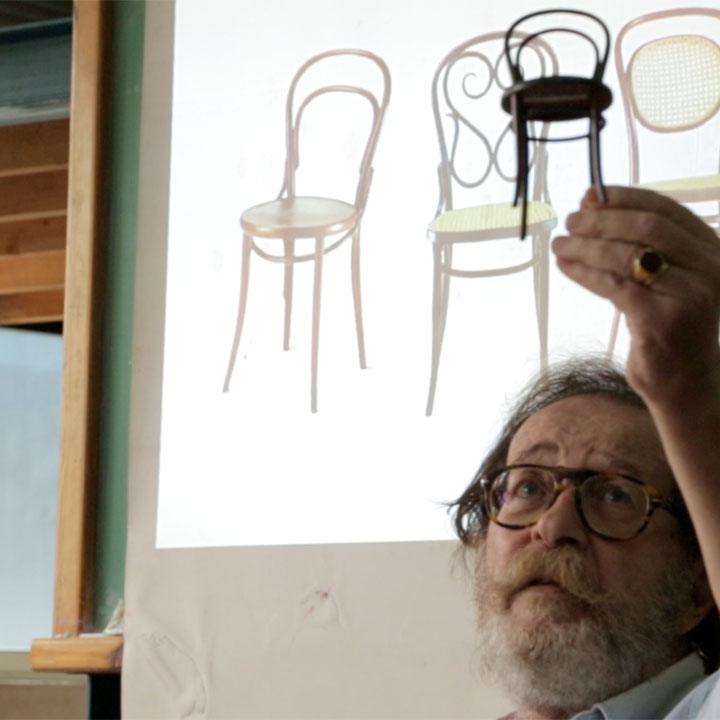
552, 186, 720, 408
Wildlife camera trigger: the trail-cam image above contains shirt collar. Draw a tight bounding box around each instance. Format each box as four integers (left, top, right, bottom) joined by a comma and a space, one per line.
573, 654, 706, 720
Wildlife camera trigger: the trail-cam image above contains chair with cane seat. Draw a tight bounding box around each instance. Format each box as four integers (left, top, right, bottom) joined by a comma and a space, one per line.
608, 8, 720, 354
425, 32, 558, 416
222, 49, 391, 412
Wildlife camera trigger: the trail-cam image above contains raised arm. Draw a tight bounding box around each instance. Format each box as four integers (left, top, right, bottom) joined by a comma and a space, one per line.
552, 186, 720, 604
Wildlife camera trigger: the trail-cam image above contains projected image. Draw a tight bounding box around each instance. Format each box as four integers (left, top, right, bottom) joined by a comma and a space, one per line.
157, 1, 720, 549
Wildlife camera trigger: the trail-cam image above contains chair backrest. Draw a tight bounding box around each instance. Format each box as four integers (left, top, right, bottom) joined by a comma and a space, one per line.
281, 49, 391, 212
431, 32, 558, 213
504, 9, 610, 85
615, 9, 720, 183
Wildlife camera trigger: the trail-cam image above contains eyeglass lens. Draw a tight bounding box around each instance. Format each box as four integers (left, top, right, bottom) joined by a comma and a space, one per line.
488, 466, 652, 540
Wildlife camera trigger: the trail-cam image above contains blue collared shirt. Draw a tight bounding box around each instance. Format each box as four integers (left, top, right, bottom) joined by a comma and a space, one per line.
571, 655, 720, 719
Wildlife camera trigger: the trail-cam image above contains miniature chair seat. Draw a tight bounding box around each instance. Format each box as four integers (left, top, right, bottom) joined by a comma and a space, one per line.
425, 32, 558, 416
608, 9, 720, 355
222, 49, 391, 412
501, 9, 612, 237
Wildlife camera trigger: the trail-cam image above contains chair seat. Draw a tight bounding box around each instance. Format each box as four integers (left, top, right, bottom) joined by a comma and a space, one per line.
636, 173, 720, 200
241, 197, 358, 238
429, 201, 557, 239
501, 76, 613, 122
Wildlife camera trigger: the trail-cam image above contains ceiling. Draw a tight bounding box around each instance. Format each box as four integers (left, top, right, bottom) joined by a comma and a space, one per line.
0, 1, 72, 28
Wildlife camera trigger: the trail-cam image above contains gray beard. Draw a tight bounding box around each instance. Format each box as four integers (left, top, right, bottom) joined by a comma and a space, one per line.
473, 544, 695, 716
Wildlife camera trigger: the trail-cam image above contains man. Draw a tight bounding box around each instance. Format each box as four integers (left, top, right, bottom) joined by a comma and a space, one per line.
452, 186, 720, 719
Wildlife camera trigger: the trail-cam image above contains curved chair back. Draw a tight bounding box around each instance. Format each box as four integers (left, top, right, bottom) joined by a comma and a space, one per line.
615, 9, 720, 184
282, 49, 391, 214
504, 9, 610, 86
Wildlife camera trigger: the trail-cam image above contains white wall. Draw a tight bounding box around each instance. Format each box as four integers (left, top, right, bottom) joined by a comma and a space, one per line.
124, 2, 716, 716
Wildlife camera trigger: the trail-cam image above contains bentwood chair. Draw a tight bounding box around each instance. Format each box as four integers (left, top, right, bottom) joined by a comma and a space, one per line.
608, 8, 720, 354
222, 49, 391, 412
501, 10, 613, 238
425, 32, 558, 416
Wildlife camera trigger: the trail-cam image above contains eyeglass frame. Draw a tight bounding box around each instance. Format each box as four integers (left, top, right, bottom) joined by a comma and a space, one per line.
480, 463, 678, 541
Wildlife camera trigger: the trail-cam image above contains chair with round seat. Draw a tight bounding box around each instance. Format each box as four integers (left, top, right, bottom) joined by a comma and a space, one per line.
222, 49, 391, 412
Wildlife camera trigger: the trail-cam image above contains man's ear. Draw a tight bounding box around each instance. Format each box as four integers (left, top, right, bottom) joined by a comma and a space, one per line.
678, 567, 716, 635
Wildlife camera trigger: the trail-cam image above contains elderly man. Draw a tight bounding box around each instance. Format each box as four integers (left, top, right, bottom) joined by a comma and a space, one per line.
452, 187, 720, 719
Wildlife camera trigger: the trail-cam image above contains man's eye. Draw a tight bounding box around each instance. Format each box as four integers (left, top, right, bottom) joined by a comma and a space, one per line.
516, 480, 543, 498
506, 472, 547, 499
600, 484, 633, 505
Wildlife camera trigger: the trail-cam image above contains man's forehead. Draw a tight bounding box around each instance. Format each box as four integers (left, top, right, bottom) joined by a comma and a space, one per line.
508, 394, 666, 471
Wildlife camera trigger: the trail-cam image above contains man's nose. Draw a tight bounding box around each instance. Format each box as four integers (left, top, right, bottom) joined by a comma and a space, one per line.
529, 482, 588, 548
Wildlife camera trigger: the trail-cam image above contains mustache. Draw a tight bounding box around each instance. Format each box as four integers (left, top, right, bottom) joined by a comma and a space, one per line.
486, 545, 607, 606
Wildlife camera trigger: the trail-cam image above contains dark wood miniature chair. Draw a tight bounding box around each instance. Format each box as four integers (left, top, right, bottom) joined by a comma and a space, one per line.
501, 9, 613, 237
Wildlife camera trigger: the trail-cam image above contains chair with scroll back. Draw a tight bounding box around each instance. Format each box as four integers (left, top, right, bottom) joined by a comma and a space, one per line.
222, 49, 391, 412
425, 32, 558, 416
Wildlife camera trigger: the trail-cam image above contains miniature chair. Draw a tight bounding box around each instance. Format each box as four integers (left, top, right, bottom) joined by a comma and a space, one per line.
425, 32, 558, 416
608, 8, 720, 355
501, 9, 613, 238
222, 49, 391, 412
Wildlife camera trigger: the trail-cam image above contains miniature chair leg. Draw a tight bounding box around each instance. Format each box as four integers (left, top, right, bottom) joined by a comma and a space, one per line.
223, 235, 253, 392
310, 237, 324, 413
351, 228, 367, 368
283, 238, 295, 351
510, 97, 530, 238
589, 104, 607, 202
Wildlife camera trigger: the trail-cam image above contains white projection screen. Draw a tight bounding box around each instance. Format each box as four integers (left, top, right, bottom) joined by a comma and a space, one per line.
124, 1, 716, 715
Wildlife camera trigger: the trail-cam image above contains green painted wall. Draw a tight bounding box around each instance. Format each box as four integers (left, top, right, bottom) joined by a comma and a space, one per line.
94, 0, 145, 629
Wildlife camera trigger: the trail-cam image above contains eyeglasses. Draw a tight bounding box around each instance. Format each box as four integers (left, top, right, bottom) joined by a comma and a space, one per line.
481, 464, 673, 541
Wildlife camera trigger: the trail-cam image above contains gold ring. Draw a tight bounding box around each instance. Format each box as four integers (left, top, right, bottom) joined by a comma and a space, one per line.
631, 247, 670, 287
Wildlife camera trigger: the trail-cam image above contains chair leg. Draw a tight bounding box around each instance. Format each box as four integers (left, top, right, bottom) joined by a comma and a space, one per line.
223, 234, 253, 392
510, 95, 522, 207
351, 227, 367, 368
532, 233, 549, 372
518, 123, 530, 239
310, 237, 324, 413
510, 96, 530, 238
589, 104, 606, 202
283, 238, 294, 351
426, 243, 450, 416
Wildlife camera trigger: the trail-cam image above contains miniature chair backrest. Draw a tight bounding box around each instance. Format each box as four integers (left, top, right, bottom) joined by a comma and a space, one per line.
504, 9, 610, 94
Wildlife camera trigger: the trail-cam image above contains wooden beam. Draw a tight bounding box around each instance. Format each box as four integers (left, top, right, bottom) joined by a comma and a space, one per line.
0, 214, 67, 254
0, 169, 68, 217
0, 289, 64, 324
0, 250, 65, 294
52, 0, 109, 641
30, 636, 122, 674
0, 119, 69, 174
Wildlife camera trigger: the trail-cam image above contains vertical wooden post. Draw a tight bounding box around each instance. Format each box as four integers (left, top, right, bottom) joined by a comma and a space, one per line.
31, 0, 123, 673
